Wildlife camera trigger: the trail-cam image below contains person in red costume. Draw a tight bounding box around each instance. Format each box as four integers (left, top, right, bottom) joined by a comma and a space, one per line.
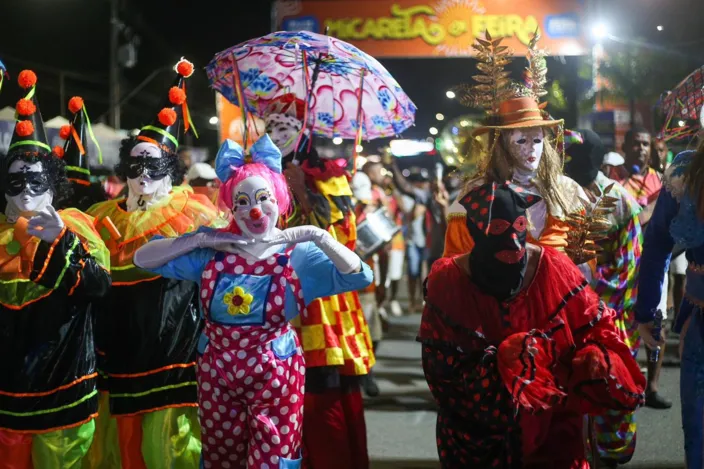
417, 181, 645, 468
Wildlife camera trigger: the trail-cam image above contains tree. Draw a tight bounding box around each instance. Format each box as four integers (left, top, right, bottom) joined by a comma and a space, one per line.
579, 40, 694, 127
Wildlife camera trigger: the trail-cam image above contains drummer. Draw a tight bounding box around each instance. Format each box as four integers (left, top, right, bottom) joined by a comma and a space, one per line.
351, 165, 387, 397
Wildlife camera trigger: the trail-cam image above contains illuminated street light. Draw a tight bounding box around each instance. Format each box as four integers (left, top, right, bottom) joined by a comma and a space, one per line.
460, 120, 469, 127
678, 120, 686, 127
657, 25, 664, 32
209, 116, 219, 125
332, 137, 343, 145
592, 23, 609, 40
436, 113, 445, 121
355, 144, 364, 153
446, 90, 456, 99
429, 127, 439, 135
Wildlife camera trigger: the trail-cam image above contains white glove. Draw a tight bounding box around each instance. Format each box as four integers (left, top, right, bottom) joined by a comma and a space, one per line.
27, 206, 65, 243
134, 231, 254, 270
265, 225, 362, 274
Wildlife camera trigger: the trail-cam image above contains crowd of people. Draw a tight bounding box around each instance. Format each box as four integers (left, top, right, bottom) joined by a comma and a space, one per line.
0, 32, 701, 469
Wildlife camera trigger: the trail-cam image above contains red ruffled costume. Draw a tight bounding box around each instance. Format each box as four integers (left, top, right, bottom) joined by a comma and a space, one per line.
418, 247, 645, 468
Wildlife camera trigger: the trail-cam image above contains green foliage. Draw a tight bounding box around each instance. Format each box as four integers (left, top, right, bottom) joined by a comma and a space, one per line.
578, 40, 693, 115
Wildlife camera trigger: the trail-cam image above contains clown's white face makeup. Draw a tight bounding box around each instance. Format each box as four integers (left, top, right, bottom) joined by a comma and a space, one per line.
231, 175, 279, 240
505, 128, 545, 172
126, 142, 173, 211
5, 161, 53, 220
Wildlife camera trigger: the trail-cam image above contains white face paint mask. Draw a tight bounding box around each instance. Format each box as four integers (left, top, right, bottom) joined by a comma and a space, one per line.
4, 160, 53, 221
126, 142, 173, 211
231, 175, 279, 241
505, 128, 545, 173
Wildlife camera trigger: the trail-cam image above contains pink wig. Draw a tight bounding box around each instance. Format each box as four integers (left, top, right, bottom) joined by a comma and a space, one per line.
217, 163, 291, 234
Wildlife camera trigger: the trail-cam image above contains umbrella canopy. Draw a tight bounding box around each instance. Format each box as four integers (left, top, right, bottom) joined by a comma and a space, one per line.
206, 31, 417, 141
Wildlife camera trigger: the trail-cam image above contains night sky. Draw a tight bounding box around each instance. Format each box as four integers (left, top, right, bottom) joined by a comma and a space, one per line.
1, 0, 703, 156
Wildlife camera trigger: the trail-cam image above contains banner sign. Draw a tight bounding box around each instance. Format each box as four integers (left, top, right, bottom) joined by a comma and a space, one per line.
274, 0, 585, 58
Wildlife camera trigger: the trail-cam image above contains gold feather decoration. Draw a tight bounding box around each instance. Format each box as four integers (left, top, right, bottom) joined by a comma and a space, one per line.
455, 31, 514, 115
564, 183, 618, 265
524, 29, 548, 102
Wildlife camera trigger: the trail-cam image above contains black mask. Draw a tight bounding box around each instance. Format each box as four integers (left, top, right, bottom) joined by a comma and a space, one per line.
564, 129, 606, 187
5, 171, 51, 197
461, 181, 541, 302
125, 157, 172, 180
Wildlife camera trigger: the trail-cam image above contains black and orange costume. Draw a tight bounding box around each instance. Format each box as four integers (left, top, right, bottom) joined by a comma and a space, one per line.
0, 70, 111, 469
83, 60, 220, 469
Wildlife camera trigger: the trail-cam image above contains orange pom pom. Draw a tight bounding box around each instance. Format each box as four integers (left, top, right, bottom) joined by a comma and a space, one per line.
158, 108, 177, 126
53, 146, 65, 158
17, 70, 37, 89
16, 99, 36, 116
169, 86, 186, 105
15, 120, 34, 137
59, 125, 72, 140
176, 59, 194, 78
68, 96, 84, 114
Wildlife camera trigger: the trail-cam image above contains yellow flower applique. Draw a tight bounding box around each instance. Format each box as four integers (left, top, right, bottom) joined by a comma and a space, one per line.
223, 286, 254, 316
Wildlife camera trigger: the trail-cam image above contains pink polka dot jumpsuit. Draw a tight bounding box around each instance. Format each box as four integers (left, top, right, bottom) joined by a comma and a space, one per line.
197, 248, 306, 468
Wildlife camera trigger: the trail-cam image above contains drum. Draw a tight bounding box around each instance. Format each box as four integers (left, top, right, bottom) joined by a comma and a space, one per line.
355, 208, 401, 260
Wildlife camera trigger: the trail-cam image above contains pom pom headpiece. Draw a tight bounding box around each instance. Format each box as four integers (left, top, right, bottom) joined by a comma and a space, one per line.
135, 57, 198, 154
60, 95, 102, 182
8, 69, 50, 155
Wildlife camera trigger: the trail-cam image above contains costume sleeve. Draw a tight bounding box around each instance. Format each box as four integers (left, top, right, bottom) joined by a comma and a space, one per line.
566, 301, 646, 414
593, 213, 643, 315
291, 241, 373, 305
444, 214, 474, 257
31, 228, 111, 299
143, 233, 214, 283
635, 187, 678, 323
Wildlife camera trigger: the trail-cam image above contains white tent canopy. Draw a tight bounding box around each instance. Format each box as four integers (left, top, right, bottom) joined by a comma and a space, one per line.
45, 116, 70, 128
0, 107, 15, 121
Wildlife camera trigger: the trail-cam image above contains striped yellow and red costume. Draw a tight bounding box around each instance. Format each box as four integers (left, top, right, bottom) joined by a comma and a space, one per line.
288, 158, 375, 469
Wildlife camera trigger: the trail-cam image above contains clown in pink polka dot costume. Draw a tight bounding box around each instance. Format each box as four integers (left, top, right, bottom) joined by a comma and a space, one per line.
134, 135, 372, 468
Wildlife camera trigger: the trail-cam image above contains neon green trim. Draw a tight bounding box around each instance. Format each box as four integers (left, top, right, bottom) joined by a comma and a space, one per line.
0, 389, 97, 417
83, 105, 103, 165
49, 236, 80, 291
9, 140, 51, 152
25, 85, 36, 101
141, 125, 179, 148
110, 264, 136, 271
110, 381, 197, 399
66, 165, 91, 175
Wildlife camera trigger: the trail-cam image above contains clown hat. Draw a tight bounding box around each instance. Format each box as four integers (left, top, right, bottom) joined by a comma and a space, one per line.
9, 70, 50, 155
136, 58, 198, 153
264, 93, 308, 157
55, 96, 102, 184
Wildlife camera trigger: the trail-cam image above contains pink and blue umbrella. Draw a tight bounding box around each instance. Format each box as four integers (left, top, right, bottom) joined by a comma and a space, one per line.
206, 31, 417, 143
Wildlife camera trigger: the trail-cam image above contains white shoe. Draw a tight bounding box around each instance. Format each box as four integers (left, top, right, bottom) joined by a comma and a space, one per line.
390, 300, 403, 317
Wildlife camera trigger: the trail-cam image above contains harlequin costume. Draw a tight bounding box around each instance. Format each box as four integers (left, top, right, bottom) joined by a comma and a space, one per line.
564, 129, 644, 465
132, 135, 373, 468
636, 149, 704, 467
83, 60, 218, 469
265, 95, 376, 469
419, 181, 645, 468
0, 70, 111, 468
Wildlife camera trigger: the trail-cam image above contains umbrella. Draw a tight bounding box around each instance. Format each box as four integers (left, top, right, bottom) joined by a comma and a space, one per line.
659, 65, 704, 141
205, 30, 417, 145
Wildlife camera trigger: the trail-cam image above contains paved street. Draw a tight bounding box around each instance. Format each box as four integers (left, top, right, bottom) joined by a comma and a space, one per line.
364, 314, 687, 469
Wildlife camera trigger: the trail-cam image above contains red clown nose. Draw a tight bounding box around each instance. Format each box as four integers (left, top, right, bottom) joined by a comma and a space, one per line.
249, 208, 263, 220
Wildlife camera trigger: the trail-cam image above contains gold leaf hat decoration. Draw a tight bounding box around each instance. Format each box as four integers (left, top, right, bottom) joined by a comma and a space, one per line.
454, 30, 563, 137
564, 183, 617, 265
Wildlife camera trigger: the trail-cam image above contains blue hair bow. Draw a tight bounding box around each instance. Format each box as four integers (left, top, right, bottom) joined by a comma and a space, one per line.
215, 134, 283, 182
